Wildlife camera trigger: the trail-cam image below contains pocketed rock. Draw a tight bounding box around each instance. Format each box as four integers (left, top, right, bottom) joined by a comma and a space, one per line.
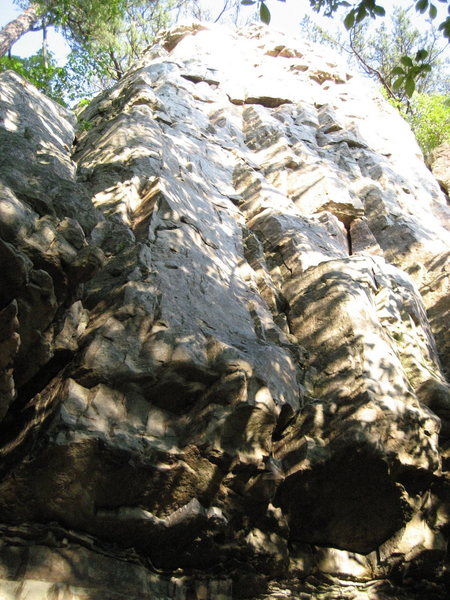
0, 22, 449, 600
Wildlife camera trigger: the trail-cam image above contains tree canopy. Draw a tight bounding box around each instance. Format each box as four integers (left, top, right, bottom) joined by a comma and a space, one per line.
0, 1, 130, 58
0, 0, 185, 103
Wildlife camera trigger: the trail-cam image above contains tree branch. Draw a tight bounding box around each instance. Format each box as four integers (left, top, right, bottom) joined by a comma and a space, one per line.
0, 3, 41, 58
108, 49, 124, 80
214, 0, 231, 23
349, 29, 397, 101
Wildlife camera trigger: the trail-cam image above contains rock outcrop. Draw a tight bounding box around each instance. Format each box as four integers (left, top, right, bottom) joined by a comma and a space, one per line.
0, 23, 449, 600
431, 143, 450, 196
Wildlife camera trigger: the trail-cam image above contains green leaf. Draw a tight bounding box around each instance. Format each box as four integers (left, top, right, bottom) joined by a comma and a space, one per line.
405, 77, 416, 97
240, 0, 256, 5
400, 55, 413, 67
408, 93, 450, 156
438, 17, 450, 37
344, 10, 355, 29
429, 3, 437, 18
393, 76, 405, 90
438, 17, 450, 40
259, 2, 271, 24
415, 0, 428, 13
415, 48, 428, 61
373, 5, 386, 16
391, 66, 405, 75
356, 6, 367, 22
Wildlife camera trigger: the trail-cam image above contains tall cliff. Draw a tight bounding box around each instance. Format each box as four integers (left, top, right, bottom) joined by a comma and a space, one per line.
0, 23, 449, 600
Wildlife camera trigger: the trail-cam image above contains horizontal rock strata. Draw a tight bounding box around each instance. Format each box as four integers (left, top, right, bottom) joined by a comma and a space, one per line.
0, 23, 449, 600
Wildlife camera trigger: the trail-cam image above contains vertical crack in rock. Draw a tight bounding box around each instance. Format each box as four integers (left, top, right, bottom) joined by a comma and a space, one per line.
0, 22, 449, 600
345, 220, 353, 255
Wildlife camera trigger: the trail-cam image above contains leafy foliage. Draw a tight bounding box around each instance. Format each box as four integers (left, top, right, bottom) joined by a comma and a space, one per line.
260, 1, 272, 23
301, 6, 449, 97
299, 5, 449, 157
69, 0, 176, 81
391, 51, 432, 98
343, 0, 386, 30
0, 50, 67, 104
407, 93, 450, 156
356, 7, 448, 98
31, 0, 130, 46
3, 0, 182, 105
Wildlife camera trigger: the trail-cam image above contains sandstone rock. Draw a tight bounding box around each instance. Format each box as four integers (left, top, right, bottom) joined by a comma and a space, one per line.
430, 143, 450, 194
0, 22, 449, 600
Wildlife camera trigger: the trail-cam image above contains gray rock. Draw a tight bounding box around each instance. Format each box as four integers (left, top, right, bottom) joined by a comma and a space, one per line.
0, 22, 449, 600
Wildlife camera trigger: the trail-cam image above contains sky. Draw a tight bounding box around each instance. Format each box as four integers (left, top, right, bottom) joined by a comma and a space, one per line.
0, 0, 71, 61
0, 0, 449, 65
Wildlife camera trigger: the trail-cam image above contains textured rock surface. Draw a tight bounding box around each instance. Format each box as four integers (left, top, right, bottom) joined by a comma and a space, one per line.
0, 23, 449, 600
431, 143, 450, 195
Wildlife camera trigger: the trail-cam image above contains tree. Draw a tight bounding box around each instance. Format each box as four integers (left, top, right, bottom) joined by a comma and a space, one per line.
0, 1, 131, 59
360, 9, 449, 97
0, 3, 40, 58
68, 0, 179, 83
0, 0, 185, 105
0, 48, 66, 103
298, 5, 450, 157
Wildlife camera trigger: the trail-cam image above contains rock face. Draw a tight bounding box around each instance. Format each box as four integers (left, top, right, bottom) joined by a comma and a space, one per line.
431, 143, 450, 195
0, 23, 449, 600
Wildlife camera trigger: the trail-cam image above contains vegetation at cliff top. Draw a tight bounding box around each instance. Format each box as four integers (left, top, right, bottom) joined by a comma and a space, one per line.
0, 0, 188, 102
408, 93, 450, 156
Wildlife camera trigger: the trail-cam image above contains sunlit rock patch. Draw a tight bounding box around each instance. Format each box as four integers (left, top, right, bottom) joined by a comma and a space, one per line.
0, 22, 449, 600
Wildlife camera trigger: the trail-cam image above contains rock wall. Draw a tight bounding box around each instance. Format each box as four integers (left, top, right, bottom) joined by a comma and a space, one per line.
0, 23, 449, 600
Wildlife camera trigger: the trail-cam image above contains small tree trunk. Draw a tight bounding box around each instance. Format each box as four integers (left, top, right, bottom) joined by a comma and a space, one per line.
42, 19, 48, 68
0, 4, 42, 58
